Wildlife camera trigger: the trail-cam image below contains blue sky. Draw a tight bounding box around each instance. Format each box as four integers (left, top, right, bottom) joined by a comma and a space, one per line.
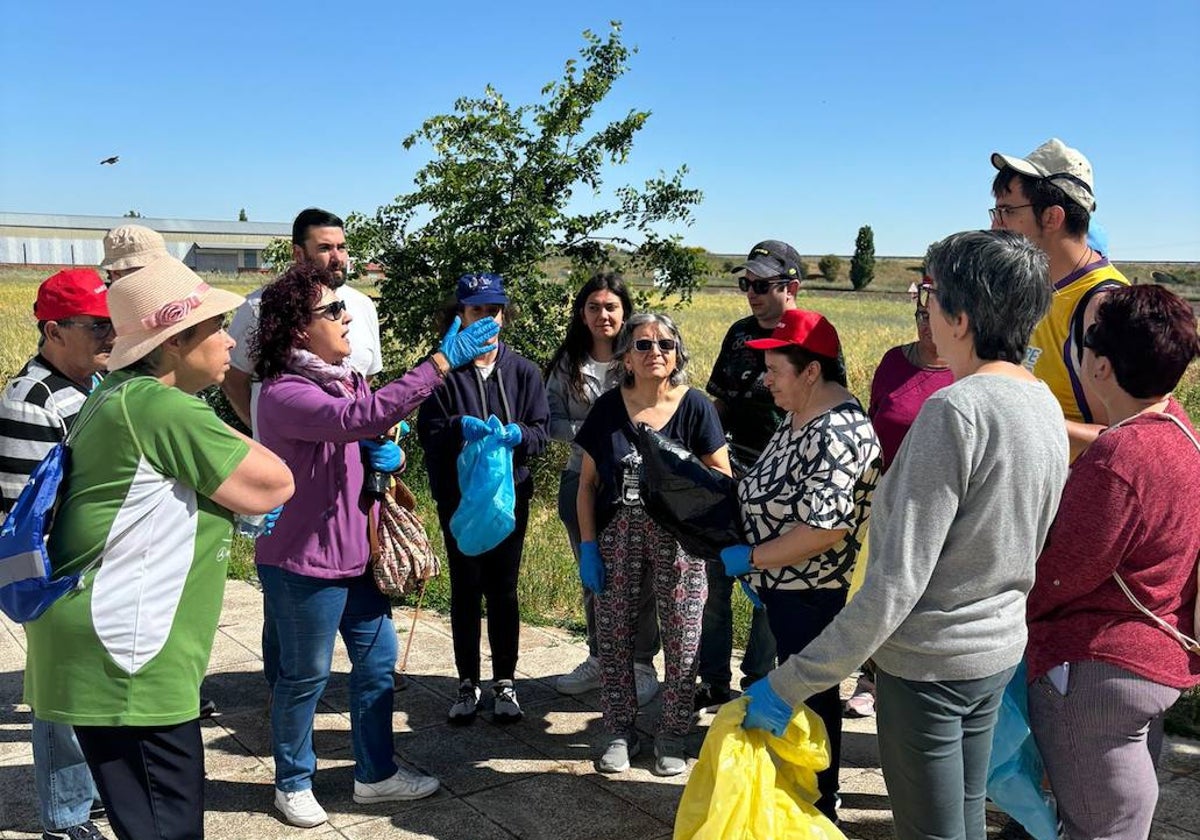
2, 1, 1197, 260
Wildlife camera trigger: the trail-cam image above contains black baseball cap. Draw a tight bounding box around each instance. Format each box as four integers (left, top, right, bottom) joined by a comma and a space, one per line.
731, 240, 803, 281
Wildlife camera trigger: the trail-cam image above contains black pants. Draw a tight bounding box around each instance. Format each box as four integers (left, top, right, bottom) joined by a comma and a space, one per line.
758, 586, 848, 822
75, 719, 204, 840
439, 496, 530, 684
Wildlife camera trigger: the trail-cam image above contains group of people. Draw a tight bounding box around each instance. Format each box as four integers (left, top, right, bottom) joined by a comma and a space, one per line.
0, 135, 1195, 840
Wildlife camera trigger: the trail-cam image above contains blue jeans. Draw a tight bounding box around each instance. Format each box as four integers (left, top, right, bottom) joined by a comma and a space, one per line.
697, 560, 776, 690
257, 565, 398, 792
32, 716, 98, 831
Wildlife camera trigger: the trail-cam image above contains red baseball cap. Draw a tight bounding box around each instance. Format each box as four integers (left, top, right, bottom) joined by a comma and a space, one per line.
746, 308, 840, 358
34, 269, 110, 322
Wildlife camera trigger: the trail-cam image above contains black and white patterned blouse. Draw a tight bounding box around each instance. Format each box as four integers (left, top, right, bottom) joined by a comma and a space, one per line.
737, 400, 881, 591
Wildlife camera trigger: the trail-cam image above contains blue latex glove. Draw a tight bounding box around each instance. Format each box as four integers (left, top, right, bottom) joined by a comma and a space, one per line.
360, 438, 402, 473
720, 544, 754, 577
461, 415, 491, 443
395, 420, 411, 438
261, 505, 284, 537
497, 422, 522, 448
579, 540, 605, 594
739, 578, 765, 610
439, 315, 501, 369
742, 677, 794, 737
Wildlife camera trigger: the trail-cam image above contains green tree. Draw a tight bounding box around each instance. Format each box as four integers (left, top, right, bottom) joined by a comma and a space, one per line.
123, 210, 142, 218
238, 208, 248, 221
369, 22, 704, 372
818, 254, 843, 283
262, 237, 293, 273
850, 226, 875, 290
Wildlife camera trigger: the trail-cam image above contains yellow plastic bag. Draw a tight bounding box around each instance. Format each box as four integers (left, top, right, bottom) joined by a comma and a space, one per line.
674, 697, 846, 840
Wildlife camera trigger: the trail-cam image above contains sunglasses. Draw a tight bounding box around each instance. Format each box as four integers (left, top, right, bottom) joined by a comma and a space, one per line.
58, 319, 115, 339
633, 338, 677, 354
312, 299, 348, 321
738, 276, 789, 295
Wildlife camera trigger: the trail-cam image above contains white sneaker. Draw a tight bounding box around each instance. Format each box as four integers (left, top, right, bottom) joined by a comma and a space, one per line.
634, 662, 660, 707
353, 766, 440, 804
274, 787, 328, 828
492, 679, 523, 723
448, 679, 482, 724
556, 655, 601, 694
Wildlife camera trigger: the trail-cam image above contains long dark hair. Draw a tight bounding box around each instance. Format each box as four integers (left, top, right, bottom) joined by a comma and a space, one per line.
252, 263, 331, 380
545, 272, 633, 395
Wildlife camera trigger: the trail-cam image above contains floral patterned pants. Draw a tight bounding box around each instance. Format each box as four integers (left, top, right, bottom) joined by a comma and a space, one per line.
595, 506, 707, 737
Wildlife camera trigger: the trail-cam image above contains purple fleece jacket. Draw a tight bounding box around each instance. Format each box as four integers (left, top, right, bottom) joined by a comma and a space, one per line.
254, 361, 442, 579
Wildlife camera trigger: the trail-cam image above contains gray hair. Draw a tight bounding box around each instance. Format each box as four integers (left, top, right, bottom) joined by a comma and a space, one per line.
925, 230, 1050, 364
614, 312, 690, 387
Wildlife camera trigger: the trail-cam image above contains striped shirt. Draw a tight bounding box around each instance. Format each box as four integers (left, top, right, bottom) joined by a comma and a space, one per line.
0, 356, 93, 515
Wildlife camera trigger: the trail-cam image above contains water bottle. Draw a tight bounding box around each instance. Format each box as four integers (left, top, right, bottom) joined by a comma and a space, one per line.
235, 513, 270, 539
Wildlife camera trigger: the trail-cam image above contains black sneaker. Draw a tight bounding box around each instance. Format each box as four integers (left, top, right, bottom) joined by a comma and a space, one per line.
693, 682, 732, 711
42, 820, 106, 840
448, 679, 481, 725
491, 679, 522, 724
88, 804, 106, 821
199, 696, 218, 719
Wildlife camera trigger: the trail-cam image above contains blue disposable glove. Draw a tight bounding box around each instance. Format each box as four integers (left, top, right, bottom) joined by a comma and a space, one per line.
497, 422, 523, 448
461, 415, 491, 443
579, 540, 605, 594
360, 438, 402, 473
720, 544, 755, 577
439, 315, 501, 369
739, 578, 765, 610
395, 420, 411, 438
261, 505, 284, 537
742, 677, 794, 737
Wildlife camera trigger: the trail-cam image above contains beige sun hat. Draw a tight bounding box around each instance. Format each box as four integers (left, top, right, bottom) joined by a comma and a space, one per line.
106, 255, 244, 371
990, 138, 1096, 212
101, 224, 171, 271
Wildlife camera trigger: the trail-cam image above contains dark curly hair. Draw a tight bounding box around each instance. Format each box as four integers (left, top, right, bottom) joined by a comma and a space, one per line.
251, 262, 333, 380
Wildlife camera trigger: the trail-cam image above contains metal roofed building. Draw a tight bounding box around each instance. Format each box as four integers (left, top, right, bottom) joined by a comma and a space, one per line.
0, 212, 291, 273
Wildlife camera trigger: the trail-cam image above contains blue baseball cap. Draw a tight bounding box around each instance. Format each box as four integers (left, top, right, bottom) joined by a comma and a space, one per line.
456, 272, 509, 306
1086, 220, 1109, 256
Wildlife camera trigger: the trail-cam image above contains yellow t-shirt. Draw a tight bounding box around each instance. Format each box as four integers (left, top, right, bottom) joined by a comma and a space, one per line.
1023, 259, 1129, 423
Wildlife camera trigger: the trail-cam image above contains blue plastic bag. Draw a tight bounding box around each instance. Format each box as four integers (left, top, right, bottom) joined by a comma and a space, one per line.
986, 661, 1058, 840
450, 415, 516, 556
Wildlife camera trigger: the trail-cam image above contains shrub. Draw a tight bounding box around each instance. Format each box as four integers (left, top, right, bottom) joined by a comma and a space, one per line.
850, 226, 875, 290
818, 254, 843, 283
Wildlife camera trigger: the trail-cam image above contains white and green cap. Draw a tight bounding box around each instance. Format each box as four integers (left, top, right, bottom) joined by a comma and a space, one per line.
991, 138, 1096, 212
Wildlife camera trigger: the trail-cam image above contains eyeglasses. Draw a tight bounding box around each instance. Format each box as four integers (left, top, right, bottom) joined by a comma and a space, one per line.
916, 281, 938, 309
988, 203, 1034, 224
58, 319, 115, 339
312, 299, 348, 321
914, 309, 930, 322
738, 276, 789, 294
633, 338, 677, 354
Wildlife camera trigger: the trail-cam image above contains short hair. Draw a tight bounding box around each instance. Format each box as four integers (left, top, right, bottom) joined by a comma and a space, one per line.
1087, 285, 1200, 398
770, 345, 847, 387
614, 312, 690, 388
252, 262, 334, 380
292, 208, 344, 246
992, 169, 1090, 238
925, 230, 1051, 364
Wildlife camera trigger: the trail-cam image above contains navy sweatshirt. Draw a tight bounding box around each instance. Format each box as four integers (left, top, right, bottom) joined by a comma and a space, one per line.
416, 342, 550, 510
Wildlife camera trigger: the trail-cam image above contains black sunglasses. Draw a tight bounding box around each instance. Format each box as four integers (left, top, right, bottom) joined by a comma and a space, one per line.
312, 299, 348, 321
738, 276, 789, 295
633, 338, 677, 353
58, 319, 115, 339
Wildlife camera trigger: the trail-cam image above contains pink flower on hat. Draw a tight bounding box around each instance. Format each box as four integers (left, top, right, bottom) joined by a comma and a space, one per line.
140, 283, 210, 330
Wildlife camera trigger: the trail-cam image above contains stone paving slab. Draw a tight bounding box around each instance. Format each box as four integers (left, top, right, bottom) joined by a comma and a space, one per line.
1, 580, 1197, 839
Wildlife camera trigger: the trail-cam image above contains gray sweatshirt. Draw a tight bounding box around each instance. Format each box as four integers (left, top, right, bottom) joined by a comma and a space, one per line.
769, 373, 1069, 706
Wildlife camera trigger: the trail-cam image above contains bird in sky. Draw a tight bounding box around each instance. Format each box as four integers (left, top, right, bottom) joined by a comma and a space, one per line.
99, 155, 119, 165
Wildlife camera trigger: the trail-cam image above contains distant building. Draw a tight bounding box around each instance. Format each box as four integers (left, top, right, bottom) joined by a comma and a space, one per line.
0, 212, 290, 273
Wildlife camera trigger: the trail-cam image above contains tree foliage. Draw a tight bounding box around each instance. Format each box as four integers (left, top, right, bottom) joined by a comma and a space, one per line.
850, 225, 875, 290
818, 254, 842, 283
238, 208, 248, 221
262, 237, 293, 273
364, 22, 704, 372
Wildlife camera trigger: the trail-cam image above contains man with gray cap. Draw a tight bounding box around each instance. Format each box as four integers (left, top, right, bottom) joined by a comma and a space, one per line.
99, 224, 170, 286
693, 240, 800, 709
990, 138, 1128, 457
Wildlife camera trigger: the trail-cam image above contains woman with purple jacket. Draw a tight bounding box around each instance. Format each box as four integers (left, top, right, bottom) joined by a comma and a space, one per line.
250, 263, 498, 829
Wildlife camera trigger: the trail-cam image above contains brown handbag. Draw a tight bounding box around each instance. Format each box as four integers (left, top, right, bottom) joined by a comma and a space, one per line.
368, 479, 441, 598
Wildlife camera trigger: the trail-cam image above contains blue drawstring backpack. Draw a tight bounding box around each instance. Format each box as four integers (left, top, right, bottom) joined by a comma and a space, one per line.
0, 378, 133, 622
450, 414, 516, 556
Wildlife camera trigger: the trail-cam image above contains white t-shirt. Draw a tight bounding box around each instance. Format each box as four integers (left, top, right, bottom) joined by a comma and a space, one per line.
227, 283, 382, 432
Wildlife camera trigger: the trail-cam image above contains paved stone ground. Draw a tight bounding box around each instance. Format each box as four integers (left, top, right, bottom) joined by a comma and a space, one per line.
1, 580, 1197, 839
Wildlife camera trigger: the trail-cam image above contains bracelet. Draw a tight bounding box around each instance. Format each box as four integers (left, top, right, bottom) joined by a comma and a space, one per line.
428, 352, 450, 378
